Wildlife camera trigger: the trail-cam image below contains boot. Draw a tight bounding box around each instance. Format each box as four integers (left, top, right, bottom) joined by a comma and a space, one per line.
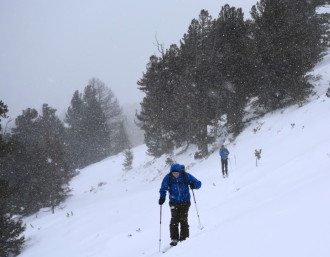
170, 239, 178, 246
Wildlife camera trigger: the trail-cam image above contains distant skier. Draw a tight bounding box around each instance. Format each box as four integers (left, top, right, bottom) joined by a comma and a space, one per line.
219, 145, 229, 178
158, 163, 201, 246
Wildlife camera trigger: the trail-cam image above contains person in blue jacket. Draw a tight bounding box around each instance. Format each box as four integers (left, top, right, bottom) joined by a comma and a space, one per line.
219, 144, 230, 178
158, 163, 201, 246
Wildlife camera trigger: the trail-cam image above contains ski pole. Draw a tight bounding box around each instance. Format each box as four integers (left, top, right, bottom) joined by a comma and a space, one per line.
220, 158, 222, 173
159, 205, 162, 252
191, 189, 203, 229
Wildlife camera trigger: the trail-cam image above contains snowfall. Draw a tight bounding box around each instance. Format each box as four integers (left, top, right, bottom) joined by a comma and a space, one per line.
18, 52, 330, 257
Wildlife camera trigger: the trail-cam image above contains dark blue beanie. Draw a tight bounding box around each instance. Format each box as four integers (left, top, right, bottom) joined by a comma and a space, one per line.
170, 163, 182, 172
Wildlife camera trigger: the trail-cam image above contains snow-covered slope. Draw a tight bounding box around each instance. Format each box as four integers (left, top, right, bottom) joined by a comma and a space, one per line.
19, 54, 330, 257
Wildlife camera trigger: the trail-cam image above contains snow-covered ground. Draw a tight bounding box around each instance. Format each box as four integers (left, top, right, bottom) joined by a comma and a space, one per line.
19, 54, 330, 257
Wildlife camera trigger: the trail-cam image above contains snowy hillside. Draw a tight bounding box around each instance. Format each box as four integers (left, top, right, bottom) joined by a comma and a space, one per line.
18, 54, 330, 257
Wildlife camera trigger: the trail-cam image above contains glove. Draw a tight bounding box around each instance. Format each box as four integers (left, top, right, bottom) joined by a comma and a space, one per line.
189, 183, 195, 190
158, 197, 165, 205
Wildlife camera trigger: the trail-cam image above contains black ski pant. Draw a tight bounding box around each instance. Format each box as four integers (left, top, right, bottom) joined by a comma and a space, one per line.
169, 201, 191, 241
221, 158, 228, 177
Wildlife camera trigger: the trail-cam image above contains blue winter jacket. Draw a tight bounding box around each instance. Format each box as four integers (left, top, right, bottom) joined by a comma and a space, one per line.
159, 171, 201, 204
219, 148, 229, 159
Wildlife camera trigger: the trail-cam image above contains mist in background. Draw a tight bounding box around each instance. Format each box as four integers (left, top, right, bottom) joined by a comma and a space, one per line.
0, 0, 256, 121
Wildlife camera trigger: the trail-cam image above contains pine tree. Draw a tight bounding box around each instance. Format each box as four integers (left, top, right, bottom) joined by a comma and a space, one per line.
65, 90, 86, 168
0, 100, 8, 132
137, 48, 185, 157
0, 100, 9, 153
8, 105, 73, 215
38, 133, 72, 213
250, 0, 329, 110
123, 147, 133, 170
155, 44, 187, 150
66, 83, 113, 167
35, 105, 73, 212
180, 10, 216, 157
82, 85, 111, 163
90, 78, 122, 122
0, 179, 25, 257
89, 78, 130, 154
212, 5, 252, 136
11, 108, 39, 146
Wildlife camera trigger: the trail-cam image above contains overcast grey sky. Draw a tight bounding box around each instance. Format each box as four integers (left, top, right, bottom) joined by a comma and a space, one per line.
0, 0, 256, 121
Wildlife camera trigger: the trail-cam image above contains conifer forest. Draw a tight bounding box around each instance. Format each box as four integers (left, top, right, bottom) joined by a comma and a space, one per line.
1, 1, 330, 256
